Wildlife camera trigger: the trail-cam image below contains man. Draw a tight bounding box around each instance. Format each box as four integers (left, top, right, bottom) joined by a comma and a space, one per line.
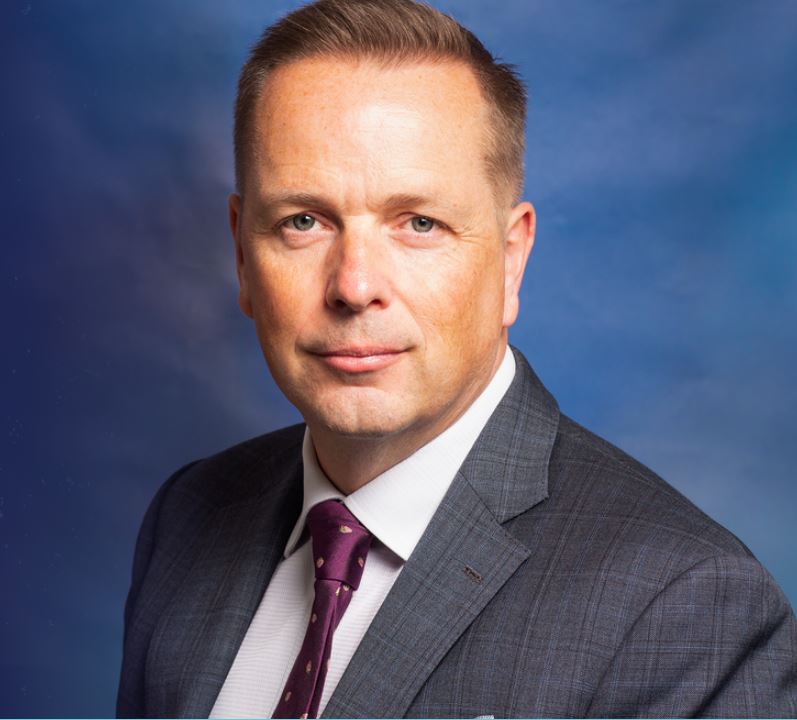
117, 0, 797, 717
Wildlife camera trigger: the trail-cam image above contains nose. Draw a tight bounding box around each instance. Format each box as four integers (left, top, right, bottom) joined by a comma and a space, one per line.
324, 225, 391, 313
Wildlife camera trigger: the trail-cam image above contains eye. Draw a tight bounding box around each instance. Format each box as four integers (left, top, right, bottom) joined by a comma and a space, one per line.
410, 216, 435, 233
290, 213, 316, 231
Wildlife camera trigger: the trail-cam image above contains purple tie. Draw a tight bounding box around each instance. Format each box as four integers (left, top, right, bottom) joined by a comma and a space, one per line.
272, 500, 372, 719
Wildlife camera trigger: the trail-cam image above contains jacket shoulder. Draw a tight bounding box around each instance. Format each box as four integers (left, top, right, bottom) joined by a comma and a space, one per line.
544, 413, 753, 571
161, 422, 305, 509
140, 423, 305, 581
546, 418, 797, 716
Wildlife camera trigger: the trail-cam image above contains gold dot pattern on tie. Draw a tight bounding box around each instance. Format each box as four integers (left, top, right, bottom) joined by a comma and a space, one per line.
272, 499, 372, 719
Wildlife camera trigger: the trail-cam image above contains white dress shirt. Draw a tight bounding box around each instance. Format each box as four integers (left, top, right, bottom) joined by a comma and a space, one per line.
210, 347, 516, 718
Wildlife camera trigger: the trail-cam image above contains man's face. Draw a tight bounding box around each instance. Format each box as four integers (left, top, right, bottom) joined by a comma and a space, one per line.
231, 58, 534, 447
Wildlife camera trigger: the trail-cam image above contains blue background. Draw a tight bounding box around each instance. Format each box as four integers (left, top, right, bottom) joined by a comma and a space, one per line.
2, 1, 796, 716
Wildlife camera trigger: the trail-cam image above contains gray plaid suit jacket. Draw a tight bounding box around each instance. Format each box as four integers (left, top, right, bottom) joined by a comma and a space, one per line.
117, 346, 797, 717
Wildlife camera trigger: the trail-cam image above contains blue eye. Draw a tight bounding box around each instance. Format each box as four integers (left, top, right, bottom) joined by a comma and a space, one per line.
411, 216, 435, 233
291, 214, 316, 231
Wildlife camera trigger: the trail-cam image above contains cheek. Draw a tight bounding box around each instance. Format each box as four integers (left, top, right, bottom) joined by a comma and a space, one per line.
406, 246, 504, 346
247, 254, 315, 339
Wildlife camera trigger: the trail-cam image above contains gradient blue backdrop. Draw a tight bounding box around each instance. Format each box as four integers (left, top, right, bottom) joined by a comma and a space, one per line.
2, 1, 796, 716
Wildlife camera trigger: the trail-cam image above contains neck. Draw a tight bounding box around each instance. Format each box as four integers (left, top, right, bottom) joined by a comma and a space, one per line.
310, 418, 450, 495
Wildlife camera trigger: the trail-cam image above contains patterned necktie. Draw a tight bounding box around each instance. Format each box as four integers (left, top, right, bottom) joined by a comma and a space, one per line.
272, 499, 372, 719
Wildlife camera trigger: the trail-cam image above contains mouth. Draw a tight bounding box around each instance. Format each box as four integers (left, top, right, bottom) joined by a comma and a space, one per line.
311, 346, 406, 373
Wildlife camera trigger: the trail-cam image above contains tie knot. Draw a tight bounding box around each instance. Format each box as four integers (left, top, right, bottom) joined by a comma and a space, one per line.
306, 500, 372, 590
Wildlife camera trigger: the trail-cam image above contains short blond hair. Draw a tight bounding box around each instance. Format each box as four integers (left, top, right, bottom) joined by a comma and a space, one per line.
234, 0, 528, 204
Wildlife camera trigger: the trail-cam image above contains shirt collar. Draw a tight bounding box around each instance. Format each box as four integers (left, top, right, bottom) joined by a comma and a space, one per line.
283, 346, 516, 561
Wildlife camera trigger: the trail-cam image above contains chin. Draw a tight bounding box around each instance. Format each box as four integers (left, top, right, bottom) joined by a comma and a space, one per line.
305, 394, 414, 440
320, 421, 396, 440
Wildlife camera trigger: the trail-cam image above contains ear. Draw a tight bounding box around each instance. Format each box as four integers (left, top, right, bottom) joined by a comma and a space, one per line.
229, 193, 253, 318
502, 200, 536, 328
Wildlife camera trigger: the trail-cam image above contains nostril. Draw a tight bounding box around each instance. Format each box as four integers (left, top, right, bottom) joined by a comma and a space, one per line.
330, 297, 358, 314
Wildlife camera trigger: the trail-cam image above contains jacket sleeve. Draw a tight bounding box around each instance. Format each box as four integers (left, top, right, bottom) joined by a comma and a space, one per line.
115, 461, 199, 718
586, 553, 797, 718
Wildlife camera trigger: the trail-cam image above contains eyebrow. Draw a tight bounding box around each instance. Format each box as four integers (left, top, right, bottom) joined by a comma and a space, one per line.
257, 190, 458, 217
382, 193, 438, 212
257, 191, 333, 211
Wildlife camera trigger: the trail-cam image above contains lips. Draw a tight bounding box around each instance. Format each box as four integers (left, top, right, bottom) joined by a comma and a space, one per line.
312, 347, 405, 373
317, 346, 402, 357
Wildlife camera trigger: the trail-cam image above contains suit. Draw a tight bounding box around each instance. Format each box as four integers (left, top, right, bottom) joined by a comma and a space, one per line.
117, 346, 797, 717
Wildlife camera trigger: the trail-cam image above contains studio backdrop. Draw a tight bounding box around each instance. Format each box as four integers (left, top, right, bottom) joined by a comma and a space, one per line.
1, 1, 796, 716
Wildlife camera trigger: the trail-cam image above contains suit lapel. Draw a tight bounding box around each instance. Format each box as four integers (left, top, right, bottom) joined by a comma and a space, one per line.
323, 346, 560, 718
322, 476, 530, 718
145, 452, 302, 718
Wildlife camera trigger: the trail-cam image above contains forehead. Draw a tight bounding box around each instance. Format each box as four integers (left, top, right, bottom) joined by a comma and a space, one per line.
247, 57, 493, 202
